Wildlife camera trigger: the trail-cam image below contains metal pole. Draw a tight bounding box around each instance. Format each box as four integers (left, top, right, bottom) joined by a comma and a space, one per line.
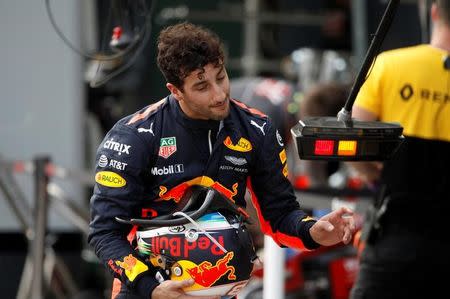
338, 0, 400, 121
47, 183, 90, 236
242, 0, 260, 76
30, 156, 51, 299
263, 235, 285, 299
418, 0, 432, 43
351, 0, 368, 65
0, 165, 33, 239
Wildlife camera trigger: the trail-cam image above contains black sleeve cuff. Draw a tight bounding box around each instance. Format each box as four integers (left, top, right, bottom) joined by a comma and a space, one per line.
135, 274, 160, 298
297, 220, 321, 250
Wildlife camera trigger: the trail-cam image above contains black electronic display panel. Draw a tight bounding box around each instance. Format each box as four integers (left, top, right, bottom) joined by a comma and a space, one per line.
291, 117, 404, 161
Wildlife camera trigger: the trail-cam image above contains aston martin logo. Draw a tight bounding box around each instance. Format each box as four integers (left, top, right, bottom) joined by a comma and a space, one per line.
224, 156, 247, 166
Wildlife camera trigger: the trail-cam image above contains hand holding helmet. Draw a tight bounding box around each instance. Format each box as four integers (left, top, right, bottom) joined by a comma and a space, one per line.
151, 279, 220, 299
118, 186, 257, 298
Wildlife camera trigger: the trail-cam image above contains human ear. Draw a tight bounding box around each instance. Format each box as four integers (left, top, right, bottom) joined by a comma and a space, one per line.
431, 3, 439, 22
166, 83, 183, 101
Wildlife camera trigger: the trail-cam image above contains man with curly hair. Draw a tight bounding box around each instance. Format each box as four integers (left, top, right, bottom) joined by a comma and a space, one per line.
88, 22, 355, 299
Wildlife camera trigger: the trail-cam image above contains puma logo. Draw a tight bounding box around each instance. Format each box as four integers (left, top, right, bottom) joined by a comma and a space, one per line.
137, 122, 155, 136
250, 120, 266, 135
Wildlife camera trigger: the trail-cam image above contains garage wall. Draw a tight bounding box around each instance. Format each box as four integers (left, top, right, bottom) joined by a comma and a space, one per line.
0, 1, 85, 231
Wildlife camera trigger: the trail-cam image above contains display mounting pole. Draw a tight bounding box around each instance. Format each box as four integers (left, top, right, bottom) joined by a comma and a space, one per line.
291, 0, 405, 162
338, 0, 400, 121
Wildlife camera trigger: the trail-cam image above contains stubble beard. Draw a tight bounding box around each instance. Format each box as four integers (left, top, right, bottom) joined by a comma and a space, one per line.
210, 97, 230, 121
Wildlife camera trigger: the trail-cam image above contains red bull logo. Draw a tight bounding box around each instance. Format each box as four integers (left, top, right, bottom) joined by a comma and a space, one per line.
115, 254, 149, 282
187, 252, 236, 287
156, 176, 238, 203
108, 259, 123, 276
150, 235, 226, 258
210, 182, 238, 203
116, 254, 137, 271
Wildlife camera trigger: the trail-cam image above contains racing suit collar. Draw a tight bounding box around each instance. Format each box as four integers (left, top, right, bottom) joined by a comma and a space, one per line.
168, 95, 241, 143
223, 104, 242, 144
169, 95, 221, 131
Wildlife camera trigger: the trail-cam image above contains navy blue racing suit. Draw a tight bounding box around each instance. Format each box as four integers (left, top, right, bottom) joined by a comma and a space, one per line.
88, 95, 319, 298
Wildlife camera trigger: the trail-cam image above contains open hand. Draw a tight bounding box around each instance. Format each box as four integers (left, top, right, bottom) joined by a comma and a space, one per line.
309, 207, 356, 246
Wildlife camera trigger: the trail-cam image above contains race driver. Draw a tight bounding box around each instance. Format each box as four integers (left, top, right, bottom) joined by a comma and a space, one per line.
88, 21, 356, 299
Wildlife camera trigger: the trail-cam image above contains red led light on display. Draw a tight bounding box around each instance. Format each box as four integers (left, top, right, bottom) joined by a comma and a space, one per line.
314, 140, 334, 155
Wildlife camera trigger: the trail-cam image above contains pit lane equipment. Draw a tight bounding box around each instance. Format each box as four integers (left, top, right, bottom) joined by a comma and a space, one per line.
292, 0, 404, 161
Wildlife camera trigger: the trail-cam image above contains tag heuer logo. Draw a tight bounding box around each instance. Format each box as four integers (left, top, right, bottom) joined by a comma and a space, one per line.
159, 137, 177, 159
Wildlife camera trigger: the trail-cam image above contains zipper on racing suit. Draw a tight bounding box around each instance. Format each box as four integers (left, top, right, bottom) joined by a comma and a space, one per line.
208, 129, 213, 154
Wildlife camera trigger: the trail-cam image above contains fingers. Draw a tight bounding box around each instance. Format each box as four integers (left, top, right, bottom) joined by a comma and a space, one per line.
167, 279, 220, 299
172, 278, 195, 289
312, 210, 357, 246
341, 213, 356, 244
336, 206, 354, 217
182, 295, 220, 299
315, 220, 334, 232
325, 223, 334, 232
325, 211, 356, 243
342, 226, 352, 244
347, 214, 356, 232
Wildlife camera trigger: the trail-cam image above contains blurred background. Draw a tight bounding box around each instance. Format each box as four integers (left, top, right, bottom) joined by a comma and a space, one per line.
0, 0, 426, 298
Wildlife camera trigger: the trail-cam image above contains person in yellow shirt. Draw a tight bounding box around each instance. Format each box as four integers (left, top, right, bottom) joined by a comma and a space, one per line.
349, 1, 450, 298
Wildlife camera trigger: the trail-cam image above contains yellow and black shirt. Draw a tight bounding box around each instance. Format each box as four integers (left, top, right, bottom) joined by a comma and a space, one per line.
356, 44, 450, 201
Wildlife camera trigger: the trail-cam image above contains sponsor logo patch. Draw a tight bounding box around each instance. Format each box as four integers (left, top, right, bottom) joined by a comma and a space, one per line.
224, 137, 252, 152
137, 122, 155, 136
276, 130, 284, 146
109, 159, 127, 171
168, 225, 186, 233
159, 137, 177, 159
103, 138, 131, 155
220, 165, 248, 173
98, 155, 108, 167
98, 155, 128, 171
95, 171, 126, 187
108, 259, 123, 276
279, 149, 287, 164
157, 176, 238, 203
115, 254, 148, 282
250, 120, 267, 135
224, 156, 247, 166
282, 164, 289, 177
151, 164, 184, 176
187, 251, 236, 287
148, 235, 226, 258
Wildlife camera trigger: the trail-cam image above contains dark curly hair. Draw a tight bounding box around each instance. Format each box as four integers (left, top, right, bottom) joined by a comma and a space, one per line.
157, 22, 225, 90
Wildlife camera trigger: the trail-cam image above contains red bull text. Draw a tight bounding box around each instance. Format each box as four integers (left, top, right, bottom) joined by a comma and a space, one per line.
150, 235, 226, 258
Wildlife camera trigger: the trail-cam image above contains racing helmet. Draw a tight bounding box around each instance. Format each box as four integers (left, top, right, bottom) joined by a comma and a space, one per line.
118, 185, 257, 298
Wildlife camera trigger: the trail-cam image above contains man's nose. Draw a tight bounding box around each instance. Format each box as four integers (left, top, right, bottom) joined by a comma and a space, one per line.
211, 83, 226, 101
